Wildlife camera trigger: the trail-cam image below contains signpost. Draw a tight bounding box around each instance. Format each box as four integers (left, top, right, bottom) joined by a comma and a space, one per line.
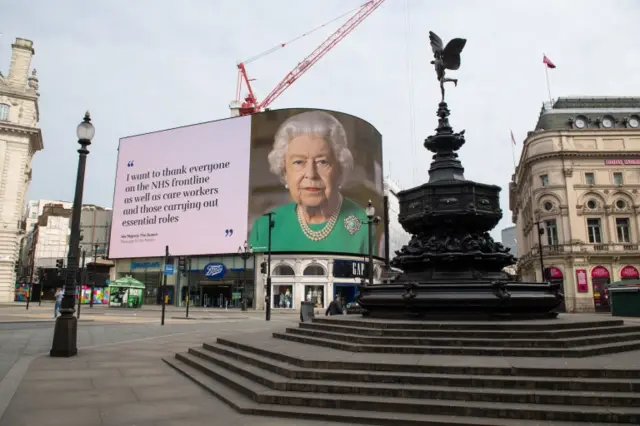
161, 246, 171, 326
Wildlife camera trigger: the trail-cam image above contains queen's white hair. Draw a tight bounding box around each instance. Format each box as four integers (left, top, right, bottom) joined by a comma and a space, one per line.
268, 111, 354, 185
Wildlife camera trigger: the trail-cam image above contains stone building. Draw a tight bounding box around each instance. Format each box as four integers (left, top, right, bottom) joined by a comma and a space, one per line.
0, 38, 43, 302
500, 226, 518, 258
509, 97, 640, 313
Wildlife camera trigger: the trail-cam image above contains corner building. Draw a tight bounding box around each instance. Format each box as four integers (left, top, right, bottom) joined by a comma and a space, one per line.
0, 38, 43, 302
510, 97, 640, 313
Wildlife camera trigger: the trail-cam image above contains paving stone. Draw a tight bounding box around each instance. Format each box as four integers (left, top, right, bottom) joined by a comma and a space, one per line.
132, 383, 213, 402
19, 378, 94, 392
100, 400, 214, 426
93, 374, 180, 389
118, 366, 172, 377
9, 387, 137, 409
23, 368, 121, 381
0, 407, 102, 426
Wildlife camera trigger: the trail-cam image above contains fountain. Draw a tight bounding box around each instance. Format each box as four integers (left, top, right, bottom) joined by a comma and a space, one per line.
357, 32, 564, 318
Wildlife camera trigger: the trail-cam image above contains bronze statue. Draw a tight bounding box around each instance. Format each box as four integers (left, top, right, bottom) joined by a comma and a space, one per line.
429, 31, 467, 102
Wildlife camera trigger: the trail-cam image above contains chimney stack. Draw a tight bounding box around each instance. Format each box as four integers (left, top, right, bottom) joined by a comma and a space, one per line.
7, 38, 35, 89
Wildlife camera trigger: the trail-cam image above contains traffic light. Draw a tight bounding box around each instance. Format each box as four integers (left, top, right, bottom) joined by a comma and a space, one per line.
260, 262, 266, 274
178, 257, 186, 273
13, 262, 19, 274
55, 258, 64, 270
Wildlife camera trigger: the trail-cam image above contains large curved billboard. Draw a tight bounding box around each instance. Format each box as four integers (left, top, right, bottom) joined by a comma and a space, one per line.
109, 108, 384, 259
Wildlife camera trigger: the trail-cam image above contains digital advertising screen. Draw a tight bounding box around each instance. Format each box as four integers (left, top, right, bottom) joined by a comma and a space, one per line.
109, 108, 384, 259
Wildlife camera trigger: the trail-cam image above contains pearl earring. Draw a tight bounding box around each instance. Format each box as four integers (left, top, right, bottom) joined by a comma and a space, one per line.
285, 184, 289, 189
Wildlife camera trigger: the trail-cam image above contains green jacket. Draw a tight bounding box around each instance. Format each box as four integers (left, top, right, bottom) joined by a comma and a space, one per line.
249, 198, 371, 255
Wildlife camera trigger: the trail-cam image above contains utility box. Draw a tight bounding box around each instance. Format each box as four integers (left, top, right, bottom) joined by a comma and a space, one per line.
300, 301, 315, 322
609, 286, 640, 317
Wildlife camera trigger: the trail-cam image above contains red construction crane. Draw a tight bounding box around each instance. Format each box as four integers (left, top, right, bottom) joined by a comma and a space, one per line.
230, 0, 386, 116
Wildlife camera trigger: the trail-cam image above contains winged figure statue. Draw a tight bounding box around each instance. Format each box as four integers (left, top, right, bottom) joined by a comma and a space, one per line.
429, 31, 467, 102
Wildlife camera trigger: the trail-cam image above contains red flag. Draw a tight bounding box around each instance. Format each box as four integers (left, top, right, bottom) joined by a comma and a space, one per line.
543, 55, 556, 69
510, 130, 517, 146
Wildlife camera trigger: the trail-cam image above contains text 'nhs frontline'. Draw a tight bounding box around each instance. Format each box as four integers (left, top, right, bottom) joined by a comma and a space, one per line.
120, 162, 229, 227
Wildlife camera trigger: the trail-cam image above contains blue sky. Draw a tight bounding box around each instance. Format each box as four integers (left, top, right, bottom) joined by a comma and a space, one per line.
3, 0, 640, 238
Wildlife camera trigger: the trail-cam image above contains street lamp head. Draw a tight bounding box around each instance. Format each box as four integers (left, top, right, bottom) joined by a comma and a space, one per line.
365, 199, 375, 218
243, 240, 248, 251
76, 111, 95, 142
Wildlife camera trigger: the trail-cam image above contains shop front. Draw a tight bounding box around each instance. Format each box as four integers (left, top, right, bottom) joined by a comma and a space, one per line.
183, 255, 255, 309
544, 266, 565, 312
591, 265, 611, 312
115, 259, 173, 306
333, 259, 368, 307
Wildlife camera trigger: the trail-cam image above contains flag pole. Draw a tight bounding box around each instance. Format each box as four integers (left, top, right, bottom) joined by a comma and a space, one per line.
511, 140, 517, 170
543, 53, 553, 103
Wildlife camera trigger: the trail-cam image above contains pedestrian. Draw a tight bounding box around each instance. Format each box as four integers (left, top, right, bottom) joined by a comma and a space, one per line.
325, 295, 343, 316
53, 288, 64, 318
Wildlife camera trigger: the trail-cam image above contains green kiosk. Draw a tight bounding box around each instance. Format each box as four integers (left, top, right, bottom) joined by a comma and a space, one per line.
109, 276, 145, 309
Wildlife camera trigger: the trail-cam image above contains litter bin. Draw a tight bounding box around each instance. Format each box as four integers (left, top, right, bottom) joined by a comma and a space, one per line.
241, 299, 247, 312
609, 286, 640, 317
300, 301, 315, 322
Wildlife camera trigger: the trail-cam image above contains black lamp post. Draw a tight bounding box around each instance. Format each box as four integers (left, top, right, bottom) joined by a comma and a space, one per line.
534, 220, 546, 281
264, 212, 275, 321
50, 111, 94, 358
364, 200, 381, 287
238, 240, 252, 310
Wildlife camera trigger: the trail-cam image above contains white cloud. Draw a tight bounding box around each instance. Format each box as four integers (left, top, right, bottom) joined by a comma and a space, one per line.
3, 0, 640, 240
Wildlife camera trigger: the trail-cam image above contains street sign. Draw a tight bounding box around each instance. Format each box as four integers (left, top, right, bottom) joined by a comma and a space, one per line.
164, 264, 174, 275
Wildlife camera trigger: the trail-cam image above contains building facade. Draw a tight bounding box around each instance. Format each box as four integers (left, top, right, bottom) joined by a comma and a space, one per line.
0, 38, 43, 302
501, 226, 518, 258
385, 178, 411, 260
509, 97, 640, 313
19, 201, 113, 295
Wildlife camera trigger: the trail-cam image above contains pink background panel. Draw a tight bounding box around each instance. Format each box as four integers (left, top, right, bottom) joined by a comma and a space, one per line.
109, 116, 252, 258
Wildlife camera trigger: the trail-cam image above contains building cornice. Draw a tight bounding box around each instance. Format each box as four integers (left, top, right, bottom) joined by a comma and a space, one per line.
515, 130, 640, 188
0, 122, 43, 151
0, 87, 38, 102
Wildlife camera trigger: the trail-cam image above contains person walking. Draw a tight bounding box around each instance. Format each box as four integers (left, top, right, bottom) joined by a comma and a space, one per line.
53, 288, 64, 318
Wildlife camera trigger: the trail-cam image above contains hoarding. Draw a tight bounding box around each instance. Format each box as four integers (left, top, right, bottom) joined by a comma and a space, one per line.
109, 108, 384, 258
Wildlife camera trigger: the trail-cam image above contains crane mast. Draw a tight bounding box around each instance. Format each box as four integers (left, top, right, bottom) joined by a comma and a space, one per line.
230, 0, 385, 116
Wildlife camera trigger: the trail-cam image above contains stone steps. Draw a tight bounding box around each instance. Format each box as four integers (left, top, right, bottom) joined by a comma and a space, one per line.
163, 355, 621, 426
192, 344, 640, 404
215, 337, 640, 379
311, 317, 625, 331
299, 321, 640, 340
164, 339, 640, 424
287, 325, 640, 348
273, 329, 640, 357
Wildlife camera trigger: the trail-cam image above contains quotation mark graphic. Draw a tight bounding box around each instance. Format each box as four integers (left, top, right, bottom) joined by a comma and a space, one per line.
127, 161, 135, 167
224, 229, 234, 237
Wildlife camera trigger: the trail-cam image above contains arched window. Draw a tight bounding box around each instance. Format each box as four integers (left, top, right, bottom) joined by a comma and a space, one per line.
303, 264, 325, 276
273, 264, 294, 276
0, 104, 9, 121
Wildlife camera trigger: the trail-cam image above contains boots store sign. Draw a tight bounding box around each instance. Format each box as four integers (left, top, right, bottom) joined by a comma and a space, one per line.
204, 262, 226, 279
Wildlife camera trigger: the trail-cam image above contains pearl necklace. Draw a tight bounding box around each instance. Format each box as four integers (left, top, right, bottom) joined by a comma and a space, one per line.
297, 196, 343, 241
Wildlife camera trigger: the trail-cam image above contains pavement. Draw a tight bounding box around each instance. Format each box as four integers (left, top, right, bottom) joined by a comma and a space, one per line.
0, 303, 364, 426
1, 304, 639, 426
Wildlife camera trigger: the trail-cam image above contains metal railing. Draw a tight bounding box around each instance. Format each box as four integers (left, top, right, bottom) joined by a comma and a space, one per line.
519, 242, 640, 264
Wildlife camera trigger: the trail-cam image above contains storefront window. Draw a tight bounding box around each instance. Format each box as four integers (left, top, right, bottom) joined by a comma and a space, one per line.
304, 285, 325, 308
273, 285, 293, 309
334, 283, 359, 306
